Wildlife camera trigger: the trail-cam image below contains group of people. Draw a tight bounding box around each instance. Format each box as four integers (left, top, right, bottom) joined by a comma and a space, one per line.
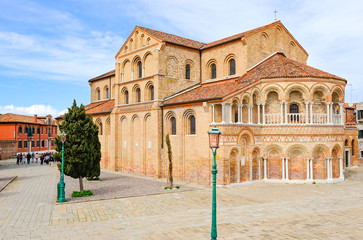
16, 152, 54, 165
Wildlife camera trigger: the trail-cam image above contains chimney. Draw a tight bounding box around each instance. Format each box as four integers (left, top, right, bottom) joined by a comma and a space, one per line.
34, 114, 37, 123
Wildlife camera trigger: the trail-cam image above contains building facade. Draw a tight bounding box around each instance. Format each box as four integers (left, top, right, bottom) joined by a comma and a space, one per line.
355, 102, 363, 163
0, 113, 58, 158
85, 21, 359, 185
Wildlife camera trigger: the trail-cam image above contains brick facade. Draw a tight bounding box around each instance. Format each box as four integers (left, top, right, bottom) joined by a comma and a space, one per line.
84, 21, 358, 186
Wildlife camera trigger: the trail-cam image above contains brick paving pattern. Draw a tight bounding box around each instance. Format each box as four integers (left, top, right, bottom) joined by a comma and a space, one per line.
0, 158, 363, 239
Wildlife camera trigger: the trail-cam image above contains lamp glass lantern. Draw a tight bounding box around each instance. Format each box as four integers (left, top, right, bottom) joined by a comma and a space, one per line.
60, 131, 67, 143
208, 126, 221, 153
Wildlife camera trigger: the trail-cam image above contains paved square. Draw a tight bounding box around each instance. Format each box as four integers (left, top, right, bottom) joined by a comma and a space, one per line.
0, 159, 362, 239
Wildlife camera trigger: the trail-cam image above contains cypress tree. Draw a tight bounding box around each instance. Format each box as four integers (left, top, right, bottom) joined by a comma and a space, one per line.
55, 100, 101, 193
165, 134, 173, 187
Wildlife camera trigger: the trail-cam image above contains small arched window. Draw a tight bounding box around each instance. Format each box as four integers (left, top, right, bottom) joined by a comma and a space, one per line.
189, 115, 196, 134
150, 86, 154, 100
171, 117, 176, 135
229, 59, 236, 75
352, 140, 355, 155
25, 126, 28, 134
37, 127, 40, 134
125, 90, 129, 104
290, 104, 299, 113
211, 64, 216, 79
18, 125, 22, 134
98, 90, 101, 100
234, 113, 238, 123
138, 61, 142, 78
106, 88, 109, 99
185, 64, 190, 79
136, 88, 141, 102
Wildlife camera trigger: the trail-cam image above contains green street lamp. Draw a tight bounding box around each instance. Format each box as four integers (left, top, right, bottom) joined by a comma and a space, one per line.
57, 131, 67, 203
208, 125, 222, 240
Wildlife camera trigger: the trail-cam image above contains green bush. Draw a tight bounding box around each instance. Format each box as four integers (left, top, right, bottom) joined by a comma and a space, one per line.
312, 181, 316, 184
86, 177, 100, 181
72, 190, 93, 198
176, 186, 180, 189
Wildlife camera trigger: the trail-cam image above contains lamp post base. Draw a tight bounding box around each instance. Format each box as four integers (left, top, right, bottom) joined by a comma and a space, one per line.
58, 181, 66, 203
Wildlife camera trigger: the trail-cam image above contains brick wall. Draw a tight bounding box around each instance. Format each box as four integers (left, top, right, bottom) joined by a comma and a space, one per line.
0, 140, 17, 160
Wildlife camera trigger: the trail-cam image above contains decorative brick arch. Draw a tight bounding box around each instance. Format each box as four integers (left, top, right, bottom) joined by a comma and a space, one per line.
262, 84, 284, 103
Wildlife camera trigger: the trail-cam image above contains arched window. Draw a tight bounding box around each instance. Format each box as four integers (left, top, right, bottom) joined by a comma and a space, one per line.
234, 113, 238, 123
150, 86, 154, 100
189, 115, 196, 134
18, 125, 22, 134
125, 90, 129, 104
345, 139, 348, 146
171, 117, 176, 135
98, 90, 101, 100
138, 61, 142, 78
37, 127, 40, 134
185, 64, 190, 79
229, 59, 236, 75
99, 123, 103, 135
106, 88, 109, 99
211, 64, 216, 79
290, 104, 299, 122
32, 127, 35, 134
352, 140, 355, 155
136, 88, 141, 102
25, 126, 28, 134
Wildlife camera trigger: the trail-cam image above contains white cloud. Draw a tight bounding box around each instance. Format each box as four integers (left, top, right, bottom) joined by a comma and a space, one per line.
0, 104, 66, 117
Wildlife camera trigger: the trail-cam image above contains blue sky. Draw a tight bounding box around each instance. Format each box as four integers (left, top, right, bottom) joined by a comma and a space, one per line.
0, 0, 362, 116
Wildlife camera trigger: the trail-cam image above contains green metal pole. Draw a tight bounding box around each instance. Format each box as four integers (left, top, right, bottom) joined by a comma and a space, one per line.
58, 141, 66, 203
211, 150, 217, 240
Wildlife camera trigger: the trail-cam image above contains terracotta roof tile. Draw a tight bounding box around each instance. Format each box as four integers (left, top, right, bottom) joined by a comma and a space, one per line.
88, 70, 115, 82
238, 52, 345, 87
85, 99, 115, 115
164, 53, 346, 106
0, 113, 55, 125
164, 78, 241, 105
137, 26, 206, 50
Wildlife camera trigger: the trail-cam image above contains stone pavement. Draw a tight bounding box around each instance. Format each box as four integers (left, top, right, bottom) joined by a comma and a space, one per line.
1, 158, 363, 239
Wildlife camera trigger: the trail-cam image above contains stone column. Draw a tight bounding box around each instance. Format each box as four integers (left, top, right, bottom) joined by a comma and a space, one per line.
326, 102, 331, 124
264, 158, 267, 179
310, 102, 313, 124
284, 102, 288, 124
326, 158, 330, 180
339, 103, 344, 125
237, 104, 241, 123
131, 70, 134, 80
281, 157, 285, 180
304, 101, 309, 124
339, 157, 344, 179
258, 157, 261, 180
248, 105, 252, 124
280, 102, 284, 124
306, 159, 310, 180
142, 66, 145, 78
250, 157, 253, 181
285, 157, 289, 180
227, 103, 232, 123
262, 103, 266, 125
257, 103, 261, 124
239, 104, 243, 123
211, 104, 215, 124
121, 72, 124, 82
221, 103, 225, 124
310, 159, 313, 180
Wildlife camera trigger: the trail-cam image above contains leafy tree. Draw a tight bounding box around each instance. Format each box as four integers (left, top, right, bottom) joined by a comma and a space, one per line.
55, 100, 101, 193
165, 134, 173, 187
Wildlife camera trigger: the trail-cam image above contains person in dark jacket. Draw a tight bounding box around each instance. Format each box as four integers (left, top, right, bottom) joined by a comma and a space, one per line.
26, 153, 31, 164
16, 154, 20, 165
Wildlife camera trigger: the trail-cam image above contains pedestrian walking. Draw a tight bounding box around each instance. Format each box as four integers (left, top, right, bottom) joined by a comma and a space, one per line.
22, 154, 25, 164
35, 153, 39, 163
16, 154, 20, 165
31, 152, 35, 163
40, 154, 44, 165
26, 152, 31, 164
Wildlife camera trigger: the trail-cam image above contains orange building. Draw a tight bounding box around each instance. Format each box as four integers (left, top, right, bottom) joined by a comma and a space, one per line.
0, 113, 58, 158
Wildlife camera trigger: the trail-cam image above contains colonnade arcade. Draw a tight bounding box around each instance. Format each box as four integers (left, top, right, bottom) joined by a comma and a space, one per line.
211, 85, 344, 126
227, 142, 344, 184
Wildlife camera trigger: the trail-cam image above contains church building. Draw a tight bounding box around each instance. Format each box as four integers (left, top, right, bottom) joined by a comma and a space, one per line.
85, 21, 358, 185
